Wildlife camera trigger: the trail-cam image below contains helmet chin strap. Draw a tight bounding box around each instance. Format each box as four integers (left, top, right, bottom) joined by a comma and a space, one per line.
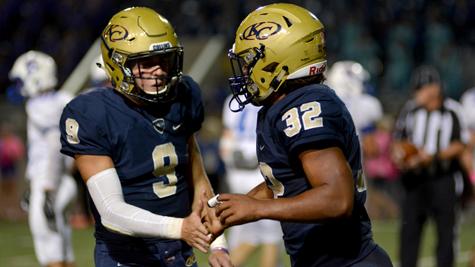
145, 85, 167, 95
251, 68, 286, 105
135, 75, 169, 95
268, 68, 287, 92
134, 74, 180, 104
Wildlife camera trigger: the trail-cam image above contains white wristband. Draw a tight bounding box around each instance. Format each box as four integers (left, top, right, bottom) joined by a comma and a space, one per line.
210, 234, 228, 252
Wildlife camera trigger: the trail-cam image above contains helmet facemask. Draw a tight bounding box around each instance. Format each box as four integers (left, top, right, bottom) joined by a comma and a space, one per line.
228, 44, 267, 112
125, 47, 183, 104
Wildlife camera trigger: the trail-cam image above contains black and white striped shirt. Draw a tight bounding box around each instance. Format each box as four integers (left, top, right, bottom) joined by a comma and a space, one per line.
394, 98, 468, 177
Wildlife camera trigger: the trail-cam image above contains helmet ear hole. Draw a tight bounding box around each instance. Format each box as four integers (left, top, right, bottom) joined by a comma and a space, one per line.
263, 62, 278, 73
283, 16, 293, 27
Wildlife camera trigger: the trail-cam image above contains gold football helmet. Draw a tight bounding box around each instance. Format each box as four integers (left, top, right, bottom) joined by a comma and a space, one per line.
228, 3, 327, 110
100, 6, 183, 104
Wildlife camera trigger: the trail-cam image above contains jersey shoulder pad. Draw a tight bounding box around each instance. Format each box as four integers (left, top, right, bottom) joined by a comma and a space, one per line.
60, 89, 112, 157
178, 75, 204, 133
180, 75, 202, 100
271, 84, 347, 154
64, 89, 110, 120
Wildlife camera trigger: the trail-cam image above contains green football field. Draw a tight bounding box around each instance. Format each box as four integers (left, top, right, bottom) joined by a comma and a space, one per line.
1, 215, 474, 267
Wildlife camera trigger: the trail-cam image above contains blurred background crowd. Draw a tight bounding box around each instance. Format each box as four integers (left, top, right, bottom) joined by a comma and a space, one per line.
1, 0, 475, 111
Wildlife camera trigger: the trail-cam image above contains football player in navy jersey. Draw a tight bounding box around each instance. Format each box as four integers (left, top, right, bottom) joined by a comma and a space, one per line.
205, 3, 392, 267
59, 7, 232, 267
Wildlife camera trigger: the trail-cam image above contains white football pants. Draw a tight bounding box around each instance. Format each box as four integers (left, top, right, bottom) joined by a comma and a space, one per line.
29, 174, 77, 265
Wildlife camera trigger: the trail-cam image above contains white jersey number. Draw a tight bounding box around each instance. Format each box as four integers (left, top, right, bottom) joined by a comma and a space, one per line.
356, 170, 367, 193
152, 143, 178, 198
259, 162, 284, 198
65, 118, 80, 144
282, 101, 323, 137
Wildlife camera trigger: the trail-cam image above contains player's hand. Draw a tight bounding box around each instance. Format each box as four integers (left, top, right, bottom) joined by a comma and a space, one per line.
201, 192, 226, 240
208, 249, 234, 267
20, 187, 30, 212
215, 193, 261, 227
181, 200, 211, 253
418, 150, 433, 166
406, 149, 433, 169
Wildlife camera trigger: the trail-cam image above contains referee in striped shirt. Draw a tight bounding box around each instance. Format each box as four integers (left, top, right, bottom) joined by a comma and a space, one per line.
393, 65, 468, 267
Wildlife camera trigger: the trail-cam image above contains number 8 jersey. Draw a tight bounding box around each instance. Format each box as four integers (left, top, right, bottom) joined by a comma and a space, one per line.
59, 76, 204, 242
256, 84, 376, 266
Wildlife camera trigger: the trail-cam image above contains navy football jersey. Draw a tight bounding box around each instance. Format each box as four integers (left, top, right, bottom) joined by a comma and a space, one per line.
60, 76, 204, 242
256, 84, 375, 266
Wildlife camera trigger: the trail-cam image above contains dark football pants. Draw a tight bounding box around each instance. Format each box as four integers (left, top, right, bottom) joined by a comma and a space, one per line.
291, 244, 393, 267
352, 245, 393, 267
94, 238, 197, 267
400, 174, 458, 267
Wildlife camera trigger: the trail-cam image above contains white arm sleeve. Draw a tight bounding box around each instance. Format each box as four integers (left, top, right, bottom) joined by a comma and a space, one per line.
86, 168, 183, 239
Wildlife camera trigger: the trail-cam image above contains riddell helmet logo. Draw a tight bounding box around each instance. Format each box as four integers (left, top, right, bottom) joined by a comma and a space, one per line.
242, 22, 281, 40
308, 63, 326, 76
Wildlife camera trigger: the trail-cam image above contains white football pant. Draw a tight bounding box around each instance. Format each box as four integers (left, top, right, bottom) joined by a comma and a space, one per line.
29, 174, 77, 265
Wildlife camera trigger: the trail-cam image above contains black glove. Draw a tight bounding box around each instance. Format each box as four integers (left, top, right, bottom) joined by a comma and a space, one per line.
44, 190, 57, 232
20, 188, 30, 212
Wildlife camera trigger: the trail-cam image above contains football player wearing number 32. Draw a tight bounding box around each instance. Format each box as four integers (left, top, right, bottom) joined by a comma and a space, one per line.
59, 7, 232, 267
205, 3, 393, 267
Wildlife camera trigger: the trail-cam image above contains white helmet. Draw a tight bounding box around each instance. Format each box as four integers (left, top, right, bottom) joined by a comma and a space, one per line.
9, 50, 58, 97
325, 60, 369, 98
89, 55, 109, 85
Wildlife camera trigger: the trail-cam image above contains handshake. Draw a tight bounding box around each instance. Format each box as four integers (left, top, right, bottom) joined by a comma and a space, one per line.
181, 192, 261, 254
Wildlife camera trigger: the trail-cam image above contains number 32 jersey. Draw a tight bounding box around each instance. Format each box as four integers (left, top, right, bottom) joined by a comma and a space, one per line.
256, 84, 375, 266
59, 76, 204, 242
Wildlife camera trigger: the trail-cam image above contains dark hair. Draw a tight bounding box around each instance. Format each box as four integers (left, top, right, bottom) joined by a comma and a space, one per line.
410, 65, 441, 91
260, 74, 325, 106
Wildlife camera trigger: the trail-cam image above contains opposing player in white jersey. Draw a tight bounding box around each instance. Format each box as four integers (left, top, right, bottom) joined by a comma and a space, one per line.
325, 61, 383, 138
460, 87, 475, 267
326, 61, 395, 219
220, 94, 282, 267
10, 51, 77, 267
460, 87, 475, 199
461, 87, 475, 147
462, 88, 475, 121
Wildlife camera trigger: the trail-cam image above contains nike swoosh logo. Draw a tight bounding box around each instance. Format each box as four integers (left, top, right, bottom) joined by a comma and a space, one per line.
259, 145, 265, 150
172, 123, 182, 130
